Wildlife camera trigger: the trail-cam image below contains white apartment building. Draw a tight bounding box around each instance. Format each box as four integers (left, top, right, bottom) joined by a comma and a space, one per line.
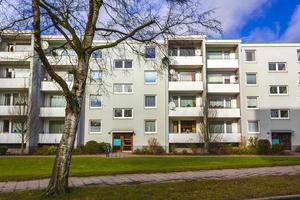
0, 32, 299, 152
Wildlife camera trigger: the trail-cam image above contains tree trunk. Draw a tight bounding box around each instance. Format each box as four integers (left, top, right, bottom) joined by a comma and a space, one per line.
20, 135, 25, 155
44, 106, 81, 196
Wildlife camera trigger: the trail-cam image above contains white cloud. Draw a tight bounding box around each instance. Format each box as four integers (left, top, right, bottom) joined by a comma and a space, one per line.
280, 5, 300, 42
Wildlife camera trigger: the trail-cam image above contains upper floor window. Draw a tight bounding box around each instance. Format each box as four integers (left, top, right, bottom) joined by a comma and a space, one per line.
269, 85, 288, 95
144, 71, 157, 84
247, 97, 258, 109
207, 51, 231, 60
246, 73, 257, 85
113, 83, 133, 94
50, 95, 66, 107
145, 47, 156, 59
91, 50, 102, 59
113, 108, 133, 119
169, 48, 195, 56
209, 121, 232, 134
297, 50, 300, 61
209, 96, 232, 108
90, 70, 102, 82
90, 95, 102, 108
270, 109, 289, 119
170, 96, 196, 107
268, 62, 287, 72
49, 120, 65, 133
248, 120, 260, 133
145, 95, 156, 108
89, 119, 102, 133
67, 72, 74, 81
245, 50, 256, 62
114, 59, 132, 69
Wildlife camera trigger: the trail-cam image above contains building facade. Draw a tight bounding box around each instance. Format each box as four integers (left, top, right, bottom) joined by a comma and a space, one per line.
0, 32, 299, 153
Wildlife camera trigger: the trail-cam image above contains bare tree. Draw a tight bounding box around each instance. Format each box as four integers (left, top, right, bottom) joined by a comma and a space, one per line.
0, 0, 221, 196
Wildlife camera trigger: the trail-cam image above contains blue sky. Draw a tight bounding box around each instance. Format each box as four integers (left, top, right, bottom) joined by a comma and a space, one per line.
206, 0, 300, 43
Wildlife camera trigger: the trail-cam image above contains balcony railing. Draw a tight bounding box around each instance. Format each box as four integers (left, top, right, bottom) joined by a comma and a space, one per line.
38, 133, 62, 144
169, 56, 203, 66
0, 52, 32, 62
169, 81, 203, 91
41, 81, 73, 91
0, 133, 22, 143
207, 59, 239, 69
0, 105, 26, 116
209, 108, 241, 118
169, 107, 203, 117
169, 133, 241, 143
0, 77, 29, 89
40, 107, 65, 117
208, 83, 240, 93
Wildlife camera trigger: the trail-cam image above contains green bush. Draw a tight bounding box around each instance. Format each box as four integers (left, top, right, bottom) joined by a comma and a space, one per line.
248, 137, 258, 148
99, 142, 111, 154
36, 145, 58, 155
0, 146, 8, 155
271, 144, 285, 155
134, 138, 165, 155
257, 139, 271, 155
72, 145, 85, 155
169, 144, 177, 154
295, 146, 300, 152
84, 141, 101, 154
188, 144, 198, 154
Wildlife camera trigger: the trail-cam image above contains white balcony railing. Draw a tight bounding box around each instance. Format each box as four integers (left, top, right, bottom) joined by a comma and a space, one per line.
46, 55, 77, 66
207, 59, 239, 69
169, 56, 203, 66
0, 78, 29, 89
40, 107, 65, 117
169, 133, 241, 143
38, 133, 62, 144
169, 107, 202, 117
208, 84, 240, 93
41, 81, 73, 91
210, 108, 241, 118
169, 81, 203, 91
0, 52, 32, 62
0, 105, 26, 116
0, 133, 22, 143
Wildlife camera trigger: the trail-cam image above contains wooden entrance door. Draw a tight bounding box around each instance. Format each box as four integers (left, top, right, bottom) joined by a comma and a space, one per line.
272, 132, 291, 150
113, 133, 133, 152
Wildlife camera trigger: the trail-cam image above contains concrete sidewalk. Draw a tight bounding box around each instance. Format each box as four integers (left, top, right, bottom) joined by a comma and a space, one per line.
0, 165, 300, 193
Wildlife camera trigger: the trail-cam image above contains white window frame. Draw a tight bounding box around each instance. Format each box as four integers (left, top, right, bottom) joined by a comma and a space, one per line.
89, 119, 102, 134
247, 96, 259, 109
113, 83, 133, 94
245, 50, 256, 62
268, 62, 287, 72
144, 46, 156, 59
269, 85, 288, 95
246, 73, 257, 85
209, 121, 233, 134
90, 70, 102, 83
89, 95, 102, 109
144, 70, 157, 84
144, 95, 157, 109
113, 59, 133, 69
270, 109, 290, 120
298, 72, 300, 85
247, 120, 260, 134
297, 49, 300, 62
144, 120, 157, 134
113, 108, 133, 119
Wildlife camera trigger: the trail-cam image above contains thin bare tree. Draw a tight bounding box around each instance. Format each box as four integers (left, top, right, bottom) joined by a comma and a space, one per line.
0, 0, 222, 196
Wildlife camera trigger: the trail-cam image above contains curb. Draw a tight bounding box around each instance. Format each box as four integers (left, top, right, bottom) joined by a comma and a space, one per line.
247, 194, 300, 200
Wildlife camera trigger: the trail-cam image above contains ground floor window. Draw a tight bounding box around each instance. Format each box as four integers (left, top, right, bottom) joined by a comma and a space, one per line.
89, 119, 102, 133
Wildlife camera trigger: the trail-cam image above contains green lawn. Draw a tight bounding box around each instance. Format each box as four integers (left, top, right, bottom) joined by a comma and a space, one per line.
0, 156, 300, 181
1, 175, 300, 200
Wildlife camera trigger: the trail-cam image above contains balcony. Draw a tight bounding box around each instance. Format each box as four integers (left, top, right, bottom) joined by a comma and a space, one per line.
46, 55, 77, 66
41, 81, 72, 91
169, 81, 203, 92
207, 59, 239, 69
169, 107, 202, 117
0, 78, 29, 89
0, 105, 26, 116
0, 133, 22, 143
169, 56, 203, 66
208, 84, 240, 93
38, 133, 62, 144
40, 107, 65, 117
169, 133, 241, 143
210, 108, 241, 118
0, 52, 32, 62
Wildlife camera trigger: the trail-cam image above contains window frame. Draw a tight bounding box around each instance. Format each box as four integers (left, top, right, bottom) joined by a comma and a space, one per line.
144, 120, 157, 134
144, 95, 157, 109
144, 47, 156, 59
246, 73, 257, 85
297, 49, 300, 62
247, 120, 260, 134
90, 70, 102, 83
113, 108, 133, 119
269, 85, 288, 95
144, 70, 157, 84
246, 96, 259, 109
89, 119, 102, 134
270, 109, 290, 120
245, 50, 256, 62
113, 59, 133, 69
113, 83, 133, 94
268, 62, 287, 72
89, 94, 102, 109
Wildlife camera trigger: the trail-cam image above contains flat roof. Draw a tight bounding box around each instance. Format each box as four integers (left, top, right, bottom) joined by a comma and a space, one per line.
241, 43, 300, 47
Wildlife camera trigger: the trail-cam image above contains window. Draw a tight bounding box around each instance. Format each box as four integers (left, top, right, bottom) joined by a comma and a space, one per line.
145, 47, 156, 59
89, 119, 101, 133
207, 51, 231, 60
11, 122, 22, 133
169, 48, 195, 56
67, 72, 74, 81
145, 95, 156, 108
144, 71, 157, 84
49, 121, 64, 133
90, 70, 102, 82
180, 120, 196, 133
269, 85, 288, 95
298, 73, 300, 84
248, 121, 260, 133
4, 94, 11, 105
297, 50, 300, 61
91, 50, 102, 59
180, 96, 196, 107
50, 95, 66, 107
113, 108, 133, 118
3, 120, 9, 133
245, 50, 256, 62
145, 120, 156, 133
114, 59, 132, 69
113, 84, 133, 94
247, 97, 258, 109
90, 95, 102, 108
209, 96, 232, 108
209, 121, 232, 134
270, 109, 289, 119
268, 62, 287, 72
246, 73, 257, 85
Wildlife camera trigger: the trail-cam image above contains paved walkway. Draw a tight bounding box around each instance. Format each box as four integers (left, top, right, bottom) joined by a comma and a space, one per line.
0, 165, 300, 193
